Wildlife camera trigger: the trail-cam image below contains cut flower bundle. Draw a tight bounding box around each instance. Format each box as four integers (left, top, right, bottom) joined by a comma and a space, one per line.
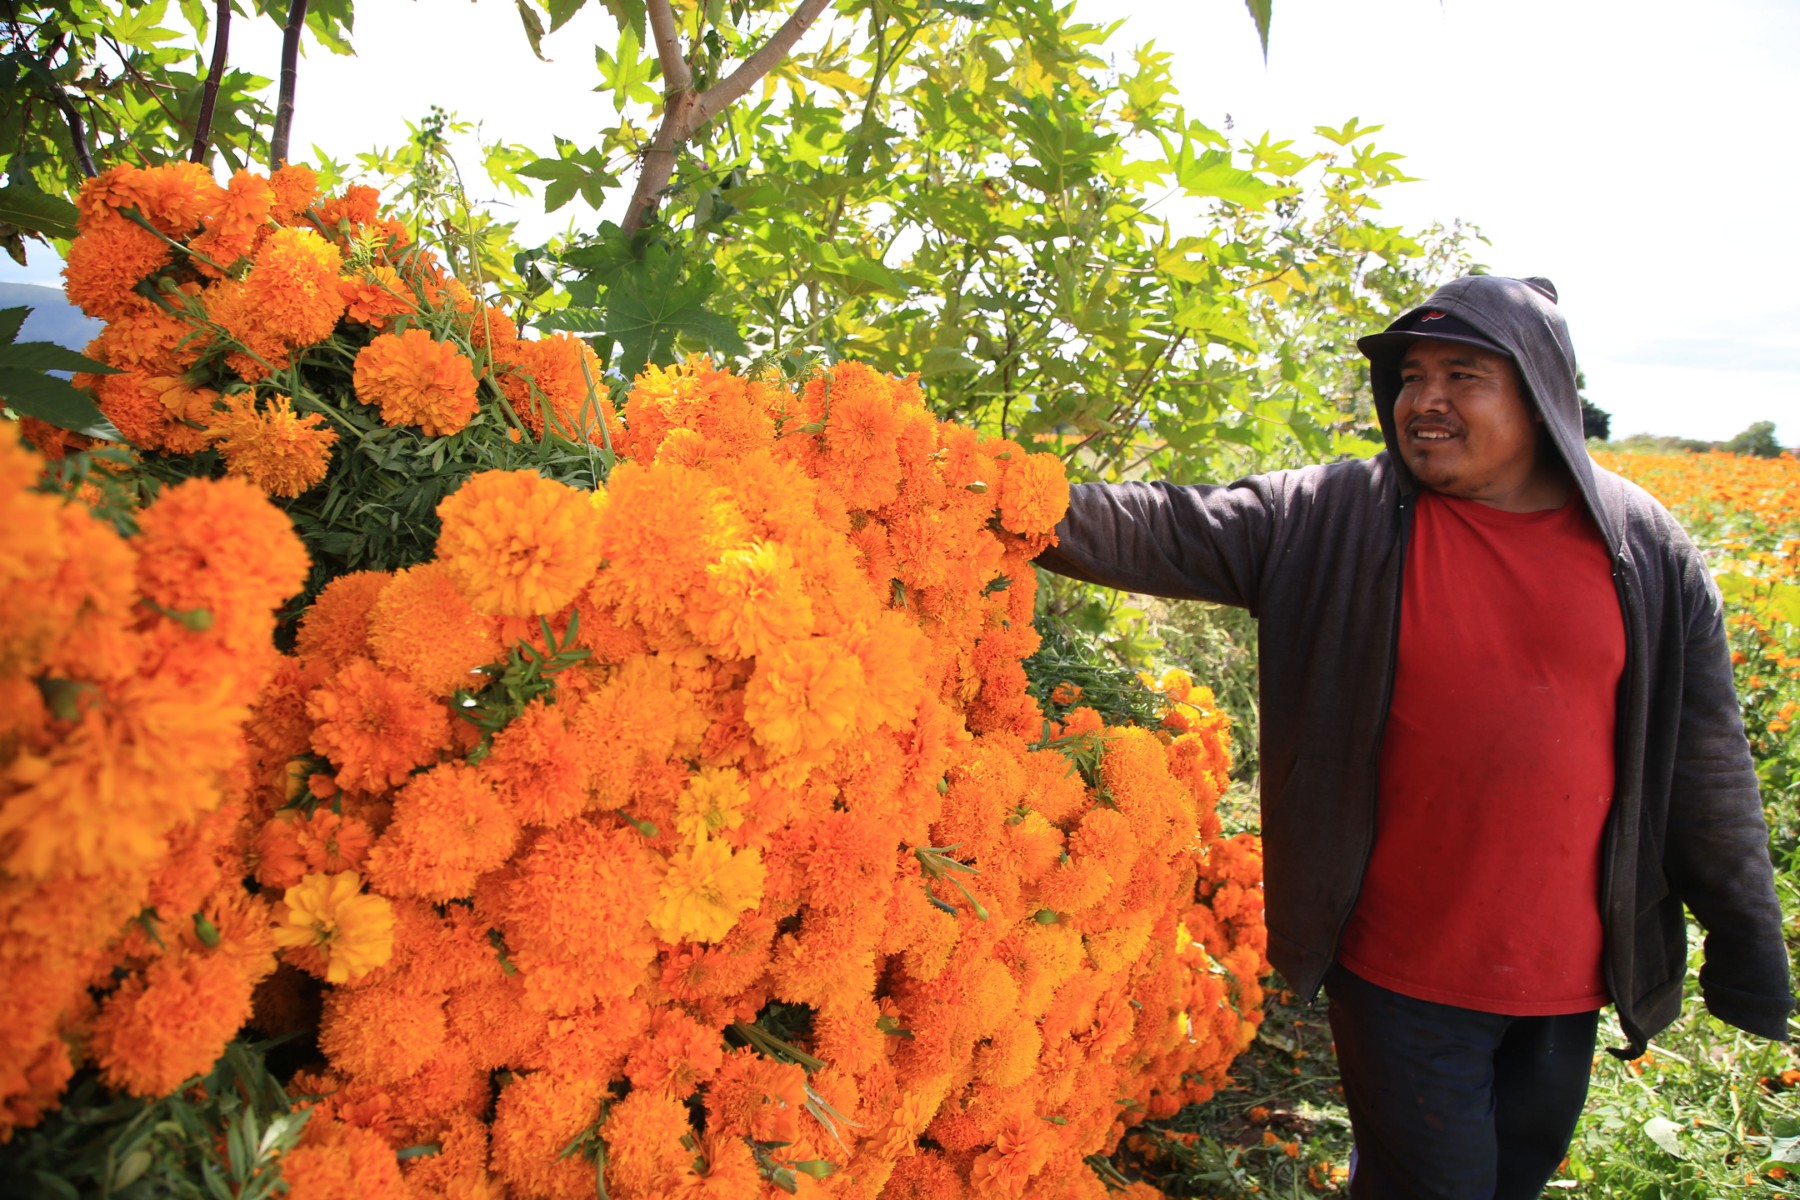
0, 163, 1270, 1199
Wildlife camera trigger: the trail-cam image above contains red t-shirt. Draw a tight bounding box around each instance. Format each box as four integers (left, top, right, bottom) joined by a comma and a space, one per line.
1336, 488, 1625, 1015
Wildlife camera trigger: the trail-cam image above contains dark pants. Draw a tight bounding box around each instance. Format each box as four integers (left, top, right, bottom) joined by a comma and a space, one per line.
1324, 964, 1600, 1200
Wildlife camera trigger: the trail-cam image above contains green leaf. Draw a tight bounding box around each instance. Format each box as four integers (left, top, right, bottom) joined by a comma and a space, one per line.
1244, 0, 1273, 60
0, 308, 26, 345
0, 369, 124, 441
0, 340, 115, 375
572, 244, 746, 379
543, 0, 587, 32
1642, 1115, 1685, 1158
516, 0, 550, 60
0, 187, 80, 242
597, 0, 648, 45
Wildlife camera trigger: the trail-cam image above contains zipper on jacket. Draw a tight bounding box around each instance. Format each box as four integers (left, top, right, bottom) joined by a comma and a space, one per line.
1320, 494, 1414, 984
1600, 550, 1640, 1051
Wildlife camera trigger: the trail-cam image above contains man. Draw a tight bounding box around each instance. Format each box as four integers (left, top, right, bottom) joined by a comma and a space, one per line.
1034, 274, 1793, 1197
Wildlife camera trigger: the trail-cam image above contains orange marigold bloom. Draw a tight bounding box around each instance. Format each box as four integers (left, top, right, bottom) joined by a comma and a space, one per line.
135, 474, 309, 653
253, 808, 374, 890
366, 762, 519, 903
203, 276, 292, 380
89, 948, 255, 1097
190, 167, 275, 272
87, 369, 215, 454
675, 766, 750, 843
743, 635, 866, 759
648, 834, 766, 944
353, 328, 479, 437
319, 977, 448, 1084
482, 698, 586, 826
243, 226, 348, 348
62, 217, 170, 321
316, 183, 382, 234
339, 265, 418, 329
296, 570, 390, 669
506, 332, 620, 445
624, 1008, 727, 1098
689, 539, 815, 660
435, 469, 604, 617
705, 1047, 807, 1145
307, 658, 449, 791
272, 870, 397, 983
490, 1071, 606, 1200
269, 163, 320, 222
602, 1089, 695, 1199
281, 1116, 410, 1200
366, 561, 503, 696
209, 392, 338, 498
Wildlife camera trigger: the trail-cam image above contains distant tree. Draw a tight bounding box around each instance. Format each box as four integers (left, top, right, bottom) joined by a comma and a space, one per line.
1724, 421, 1783, 458
1574, 370, 1610, 441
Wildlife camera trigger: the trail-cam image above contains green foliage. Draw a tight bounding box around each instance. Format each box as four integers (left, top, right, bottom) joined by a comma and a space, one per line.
500, 0, 1475, 485
0, 305, 122, 439
0, 1040, 311, 1200
0, 0, 355, 260
1726, 420, 1785, 459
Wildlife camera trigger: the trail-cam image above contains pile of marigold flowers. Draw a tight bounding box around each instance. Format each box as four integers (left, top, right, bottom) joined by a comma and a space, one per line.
0, 162, 1272, 1199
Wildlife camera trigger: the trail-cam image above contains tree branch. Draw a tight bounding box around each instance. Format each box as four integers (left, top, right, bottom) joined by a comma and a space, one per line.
190, 0, 231, 163
646, 0, 692, 94
687, 0, 832, 130
621, 0, 834, 237
269, 0, 308, 166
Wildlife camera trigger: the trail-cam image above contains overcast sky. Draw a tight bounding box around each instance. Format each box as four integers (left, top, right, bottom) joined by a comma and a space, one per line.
5, 0, 1793, 443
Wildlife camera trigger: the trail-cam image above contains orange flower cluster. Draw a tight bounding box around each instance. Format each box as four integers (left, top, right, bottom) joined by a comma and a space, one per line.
211, 358, 1268, 1200
0, 423, 307, 1133
57, 164, 622, 498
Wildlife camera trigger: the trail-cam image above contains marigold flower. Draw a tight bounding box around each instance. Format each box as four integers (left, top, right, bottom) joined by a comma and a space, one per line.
366, 561, 503, 696
280, 1116, 410, 1200
482, 698, 586, 826
243, 226, 348, 348
366, 762, 519, 903
649, 834, 766, 944
435, 469, 604, 617
675, 766, 750, 843
602, 1089, 695, 1199
339, 265, 418, 329
354, 328, 480, 436
307, 658, 449, 791
90, 948, 255, 1097
296, 570, 390, 670
743, 635, 866, 759
272, 870, 397, 983
269, 163, 320, 222
209, 392, 338, 497
319, 977, 447, 1084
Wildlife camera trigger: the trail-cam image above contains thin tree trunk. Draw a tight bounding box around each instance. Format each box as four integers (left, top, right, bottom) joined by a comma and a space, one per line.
189, 0, 231, 163
269, 0, 308, 166
620, 0, 832, 237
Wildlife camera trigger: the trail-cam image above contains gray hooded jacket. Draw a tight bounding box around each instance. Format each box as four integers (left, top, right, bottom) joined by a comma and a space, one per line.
1037, 274, 1793, 1053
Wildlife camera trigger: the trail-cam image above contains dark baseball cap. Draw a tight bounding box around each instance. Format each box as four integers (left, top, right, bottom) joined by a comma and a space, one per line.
1357, 309, 1510, 363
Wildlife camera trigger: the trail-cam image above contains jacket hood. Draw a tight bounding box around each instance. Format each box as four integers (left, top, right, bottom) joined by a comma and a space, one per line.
1362, 274, 1619, 548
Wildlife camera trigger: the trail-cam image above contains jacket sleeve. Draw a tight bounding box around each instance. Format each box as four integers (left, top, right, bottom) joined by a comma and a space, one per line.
1664, 561, 1796, 1041
1033, 477, 1280, 612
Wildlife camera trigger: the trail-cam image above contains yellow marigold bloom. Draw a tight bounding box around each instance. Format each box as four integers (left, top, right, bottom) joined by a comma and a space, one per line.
272, 870, 396, 983
675, 766, 750, 843
997, 449, 1071, 536
243, 226, 347, 348
353, 327, 479, 437
209, 392, 338, 498
435, 469, 603, 616
648, 834, 765, 944
742, 635, 865, 758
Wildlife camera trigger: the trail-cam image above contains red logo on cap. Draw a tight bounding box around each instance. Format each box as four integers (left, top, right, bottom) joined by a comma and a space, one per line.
1419, 310, 1448, 321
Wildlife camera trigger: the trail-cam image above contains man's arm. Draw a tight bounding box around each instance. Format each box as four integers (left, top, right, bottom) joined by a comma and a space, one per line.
1034, 477, 1281, 612
1665, 566, 1796, 1040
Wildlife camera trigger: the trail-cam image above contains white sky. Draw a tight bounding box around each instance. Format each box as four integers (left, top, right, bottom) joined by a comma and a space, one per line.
6, 0, 1795, 444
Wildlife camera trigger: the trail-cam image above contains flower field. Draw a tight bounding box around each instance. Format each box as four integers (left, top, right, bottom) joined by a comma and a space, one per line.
0, 162, 1273, 1198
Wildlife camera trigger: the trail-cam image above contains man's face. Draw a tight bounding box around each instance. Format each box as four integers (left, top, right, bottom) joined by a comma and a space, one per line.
1392, 339, 1562, 511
